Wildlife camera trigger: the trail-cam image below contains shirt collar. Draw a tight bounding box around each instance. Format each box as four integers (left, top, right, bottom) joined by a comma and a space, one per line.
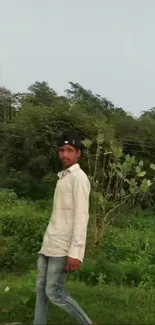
58, 163, 79, 179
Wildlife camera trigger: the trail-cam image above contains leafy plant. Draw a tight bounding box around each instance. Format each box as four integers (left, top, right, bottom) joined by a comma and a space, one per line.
83, 133, 154, 245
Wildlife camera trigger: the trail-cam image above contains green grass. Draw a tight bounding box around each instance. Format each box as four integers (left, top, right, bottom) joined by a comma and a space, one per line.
1, 197, 155, 323
1, 273, 155, 324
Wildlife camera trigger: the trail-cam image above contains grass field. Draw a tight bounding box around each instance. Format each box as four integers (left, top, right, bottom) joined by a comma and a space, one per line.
1, 197, 155, 324
1, 273, 155, 324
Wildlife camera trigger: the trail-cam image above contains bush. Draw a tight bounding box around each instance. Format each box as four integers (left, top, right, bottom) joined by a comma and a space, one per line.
0, 189, 18, 207
0, 236, 33, 271
98, 226, 154, 263
1, 198, 155, 288
70, 216, 155, 287
71, 258, 147, 286
0, 201, 49, 271
0, 170, 57, 200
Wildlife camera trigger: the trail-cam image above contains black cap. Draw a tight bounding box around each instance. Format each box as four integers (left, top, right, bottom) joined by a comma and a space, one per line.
58, 130, 85, 150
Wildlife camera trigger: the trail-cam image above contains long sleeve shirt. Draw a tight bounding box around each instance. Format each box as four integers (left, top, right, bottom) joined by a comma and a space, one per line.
39, 163, 91, 262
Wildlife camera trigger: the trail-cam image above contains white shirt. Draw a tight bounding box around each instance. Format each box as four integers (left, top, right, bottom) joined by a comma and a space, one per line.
39, 163, 91, 262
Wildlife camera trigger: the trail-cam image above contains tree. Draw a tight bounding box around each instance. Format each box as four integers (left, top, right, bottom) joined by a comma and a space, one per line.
0, 87, 15, 123
27, 81, 58, 107
0, 79, 155, 205
65, 82, 123, 116
141, 107, 155, 119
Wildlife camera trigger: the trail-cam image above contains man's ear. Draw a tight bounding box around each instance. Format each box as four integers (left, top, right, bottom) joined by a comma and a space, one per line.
77, 149, 81, 158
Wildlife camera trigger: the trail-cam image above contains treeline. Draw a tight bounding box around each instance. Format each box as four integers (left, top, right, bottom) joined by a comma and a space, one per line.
0, 80, 155, 200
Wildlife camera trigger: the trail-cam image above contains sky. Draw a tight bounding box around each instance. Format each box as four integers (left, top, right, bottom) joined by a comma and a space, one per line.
1, 0, 155, 117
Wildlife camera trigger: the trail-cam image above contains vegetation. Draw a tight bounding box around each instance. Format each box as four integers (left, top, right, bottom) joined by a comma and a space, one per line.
1, 196, 155, 324
1, 80, 155, 201
1, 81, 155, 324
2, 274, 155, 324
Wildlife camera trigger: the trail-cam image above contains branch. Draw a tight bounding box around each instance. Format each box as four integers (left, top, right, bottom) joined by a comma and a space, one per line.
102, 194, 131, 225
87, 148, 91, 177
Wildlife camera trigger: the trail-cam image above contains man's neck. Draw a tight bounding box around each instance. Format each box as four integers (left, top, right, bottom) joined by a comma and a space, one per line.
63, 162, 78, 170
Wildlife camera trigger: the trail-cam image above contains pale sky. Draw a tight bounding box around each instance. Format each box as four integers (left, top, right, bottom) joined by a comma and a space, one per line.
1, 0, 155, 116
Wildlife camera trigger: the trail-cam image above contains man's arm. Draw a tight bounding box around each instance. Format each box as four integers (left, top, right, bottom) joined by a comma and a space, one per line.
65, 176, 90, 271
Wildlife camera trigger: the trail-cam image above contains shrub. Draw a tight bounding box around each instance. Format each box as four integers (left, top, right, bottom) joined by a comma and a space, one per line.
1, 198, 155, 288
0, 189, 18, 207
0, 202, 49, 271
98, 226, 153, 263
0, 236, 33, 271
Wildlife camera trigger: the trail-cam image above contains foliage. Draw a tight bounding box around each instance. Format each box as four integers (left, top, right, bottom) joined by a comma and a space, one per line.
0, 196, 49, 271
1, 80, 155, 202
0, 188, 18, 207
83, 133, 154, 245
1, 81, 155, 324
0, 87, 15, 123
1, 196, 155, 291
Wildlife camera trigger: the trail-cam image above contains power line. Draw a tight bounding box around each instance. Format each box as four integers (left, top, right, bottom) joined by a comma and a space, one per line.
1, 133, 155, 149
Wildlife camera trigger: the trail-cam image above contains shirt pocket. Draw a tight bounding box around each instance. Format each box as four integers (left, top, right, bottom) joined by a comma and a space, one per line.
61, 192, 73, 210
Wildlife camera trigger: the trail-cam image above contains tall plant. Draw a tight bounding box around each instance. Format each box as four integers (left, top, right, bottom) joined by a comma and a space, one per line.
83, 133, 154, 246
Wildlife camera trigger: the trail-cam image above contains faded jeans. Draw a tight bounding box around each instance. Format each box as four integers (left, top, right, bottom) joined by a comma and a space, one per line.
33, 254, 92, 325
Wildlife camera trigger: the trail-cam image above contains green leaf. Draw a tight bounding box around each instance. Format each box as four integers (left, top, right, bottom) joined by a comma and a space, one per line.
147, 179, 152, 187
120, 188, 126, 197
82, 139, 92, 148
111, 163, 116, 169
110, 142, 123, 159
124, 178, 130, 184
117, 147, 123, 158
136, 166, 141, 174
129, 187, 135, 193
131, 155, 136, 163
139, 178, 151, 193
150, 163, 155, 170
104, 150, 112, 155
139, 160, 144, 167
137, 171, 146, 177
130, 178, 137, 186
117, 162, 122, 170
125, 154, 131, 162
96, 133, 104, 145
117, 171, 123, 178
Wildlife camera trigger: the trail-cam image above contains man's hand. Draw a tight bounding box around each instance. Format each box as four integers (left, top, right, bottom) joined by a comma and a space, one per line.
65, 256, 80, 272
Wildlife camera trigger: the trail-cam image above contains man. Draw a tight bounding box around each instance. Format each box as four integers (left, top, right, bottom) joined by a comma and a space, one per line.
33, 130, 93, 325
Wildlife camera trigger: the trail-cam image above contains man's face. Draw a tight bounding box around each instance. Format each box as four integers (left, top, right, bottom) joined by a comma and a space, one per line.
58, 145, 81, 168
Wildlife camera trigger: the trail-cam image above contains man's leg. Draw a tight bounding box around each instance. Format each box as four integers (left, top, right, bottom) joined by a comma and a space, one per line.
33, 254, 48, 325
46, 256, 92, 325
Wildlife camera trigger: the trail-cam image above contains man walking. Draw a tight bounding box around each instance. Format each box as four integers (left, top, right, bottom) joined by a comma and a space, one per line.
33, 130, 93, 325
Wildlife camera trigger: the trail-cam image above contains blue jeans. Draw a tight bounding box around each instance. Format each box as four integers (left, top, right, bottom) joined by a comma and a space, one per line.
33, 254, 92, 325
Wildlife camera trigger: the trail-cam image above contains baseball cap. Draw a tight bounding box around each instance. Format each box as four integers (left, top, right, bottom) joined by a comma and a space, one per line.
58, 130, 85, 150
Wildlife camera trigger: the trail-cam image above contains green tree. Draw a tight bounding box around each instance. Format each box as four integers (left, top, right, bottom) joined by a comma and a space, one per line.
27, 81, 58, 107
0, 87, 15, 123
65, 82, 124, 116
